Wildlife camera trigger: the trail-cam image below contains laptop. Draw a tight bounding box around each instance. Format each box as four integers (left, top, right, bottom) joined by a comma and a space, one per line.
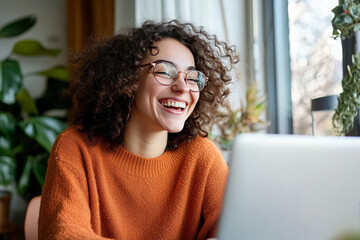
216, 134, 360, 240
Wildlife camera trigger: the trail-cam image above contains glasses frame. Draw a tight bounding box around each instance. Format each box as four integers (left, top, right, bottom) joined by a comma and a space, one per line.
140, 61, 208, 92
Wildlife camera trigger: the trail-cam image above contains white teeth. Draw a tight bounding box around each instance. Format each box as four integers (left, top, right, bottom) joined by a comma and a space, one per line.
161, 100, 186, 109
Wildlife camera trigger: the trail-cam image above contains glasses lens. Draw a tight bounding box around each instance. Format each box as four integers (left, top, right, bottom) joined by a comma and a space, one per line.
186, 71, 206, 92
153, 62, 177, 85
152, 62, 206, 92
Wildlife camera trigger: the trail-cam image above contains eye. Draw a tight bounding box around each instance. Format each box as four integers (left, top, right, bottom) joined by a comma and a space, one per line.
155, 70, 172, 78
186, 78, 201, 86
186, 71, 205, 86
154, 62, 177, 79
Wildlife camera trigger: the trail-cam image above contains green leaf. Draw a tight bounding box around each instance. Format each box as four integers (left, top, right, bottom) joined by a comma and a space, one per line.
0, 59, 23, 104
12, 39, 61, 57
354, 23, 360, 32
31, 155, 47, 187
350, 4, 360, 17
10, 144, 23, 157
19, 121, 35, 138
34, 65, 69, 81
19, 116, 66, 152
17, 155, 32, 195
0, 136, 12, 156
0, 155, 16, 186
0, 15, 36, 38
332, 6, 344, 15
15, 88, 39, 115
0, 112, 16, 138
344, 15, 354, 24
334, 15, 346, 25
332, 29, 340, 37
253, 101, 268, 117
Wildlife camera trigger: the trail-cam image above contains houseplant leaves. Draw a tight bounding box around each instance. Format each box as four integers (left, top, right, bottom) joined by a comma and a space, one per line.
34, 65, 69, 81
0, 15, 70, 200
0, 59, 23, 104
0, 112, 17, 139
333, 52, 360, 134
19, 116, 67, 152
16, 88, 39, 116
0, 15, 36, 38
0, 156, 16, 185
17, 154, 47, 196
12, 39, 61, 57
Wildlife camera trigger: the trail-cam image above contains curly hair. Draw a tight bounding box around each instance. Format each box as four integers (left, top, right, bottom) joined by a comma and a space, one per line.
71, 20, 239, 150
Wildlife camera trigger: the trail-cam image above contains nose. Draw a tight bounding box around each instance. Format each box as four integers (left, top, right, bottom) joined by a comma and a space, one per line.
171, 71, 189, 93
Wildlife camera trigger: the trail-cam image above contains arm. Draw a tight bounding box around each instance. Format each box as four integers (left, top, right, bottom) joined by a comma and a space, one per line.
38, 132, 114, 240
197, 148, 229, 240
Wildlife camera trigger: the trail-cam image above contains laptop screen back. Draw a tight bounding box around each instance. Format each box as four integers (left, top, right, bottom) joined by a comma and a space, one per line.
217, 134, 360, 240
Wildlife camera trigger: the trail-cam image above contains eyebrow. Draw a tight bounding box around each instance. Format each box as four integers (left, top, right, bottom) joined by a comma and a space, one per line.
153, 59, 197, 71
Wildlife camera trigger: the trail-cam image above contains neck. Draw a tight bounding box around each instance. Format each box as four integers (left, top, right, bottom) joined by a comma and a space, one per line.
123, 119, 168, 158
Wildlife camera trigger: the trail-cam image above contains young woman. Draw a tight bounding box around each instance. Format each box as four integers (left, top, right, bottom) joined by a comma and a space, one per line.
38, 20, 239, 240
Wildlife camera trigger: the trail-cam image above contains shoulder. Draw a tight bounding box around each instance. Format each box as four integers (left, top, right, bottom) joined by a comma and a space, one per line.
52, 126, 90, 151
50, 126, 108, 161
181, 136, 227, 168
186, 136, 223, 157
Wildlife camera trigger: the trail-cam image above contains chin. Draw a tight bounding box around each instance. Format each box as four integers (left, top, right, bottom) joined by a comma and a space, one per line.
164, 124, 185, 133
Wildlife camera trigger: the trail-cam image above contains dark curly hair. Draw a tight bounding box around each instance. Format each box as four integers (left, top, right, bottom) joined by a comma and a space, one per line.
70, 20, 239, 150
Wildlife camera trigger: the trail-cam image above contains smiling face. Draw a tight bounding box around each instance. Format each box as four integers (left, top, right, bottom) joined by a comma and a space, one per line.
130, 38, 200, 134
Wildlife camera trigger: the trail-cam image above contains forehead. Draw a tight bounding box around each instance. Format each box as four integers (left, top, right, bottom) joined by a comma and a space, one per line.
143, 38, 195, 67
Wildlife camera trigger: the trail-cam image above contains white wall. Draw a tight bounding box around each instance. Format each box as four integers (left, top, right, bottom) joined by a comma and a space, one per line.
115, 0, 135, 34
0, 0, 67, 225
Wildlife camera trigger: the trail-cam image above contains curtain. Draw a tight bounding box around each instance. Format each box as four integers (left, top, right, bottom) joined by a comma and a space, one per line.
134, 0, 228, 42
66, 0, 114, 124
67, 0, 115, 53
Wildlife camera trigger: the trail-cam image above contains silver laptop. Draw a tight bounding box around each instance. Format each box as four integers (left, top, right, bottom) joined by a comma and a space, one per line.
217, 134, 360, 240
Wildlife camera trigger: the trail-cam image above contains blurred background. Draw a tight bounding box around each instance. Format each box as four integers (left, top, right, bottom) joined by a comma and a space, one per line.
0, 0, 349, 238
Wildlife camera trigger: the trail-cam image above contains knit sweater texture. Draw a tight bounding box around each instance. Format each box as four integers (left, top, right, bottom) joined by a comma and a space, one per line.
38, 126, 228, 240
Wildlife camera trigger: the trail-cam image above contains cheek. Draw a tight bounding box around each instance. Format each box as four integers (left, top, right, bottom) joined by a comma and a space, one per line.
191, 93, 200, 107
134, 77, 160, 103
187, 93, 200, 116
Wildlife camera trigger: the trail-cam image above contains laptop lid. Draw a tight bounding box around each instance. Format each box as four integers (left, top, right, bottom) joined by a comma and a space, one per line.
217, 134, 360, 240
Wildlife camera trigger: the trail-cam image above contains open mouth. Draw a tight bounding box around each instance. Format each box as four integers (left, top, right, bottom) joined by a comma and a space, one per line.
159, 100, 187, 111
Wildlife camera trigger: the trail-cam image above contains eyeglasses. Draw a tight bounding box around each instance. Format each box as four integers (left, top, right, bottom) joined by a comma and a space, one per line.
140, 61, 207, 92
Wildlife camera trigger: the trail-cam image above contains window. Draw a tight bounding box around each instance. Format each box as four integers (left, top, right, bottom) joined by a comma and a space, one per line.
288, 0, 342, 135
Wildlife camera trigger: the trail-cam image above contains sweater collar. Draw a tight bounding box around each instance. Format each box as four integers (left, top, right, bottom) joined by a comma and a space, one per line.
113, 144, 185, 177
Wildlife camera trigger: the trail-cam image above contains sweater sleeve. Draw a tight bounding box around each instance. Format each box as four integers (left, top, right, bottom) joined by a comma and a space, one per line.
38, 131, 114, 240
196, 143, 229, 240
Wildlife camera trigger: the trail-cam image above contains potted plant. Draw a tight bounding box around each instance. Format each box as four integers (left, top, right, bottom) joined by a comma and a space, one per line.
331, 0, 360, 40
0, 15, 69, 224
209, 84, 268, 151
331, 0, 360, 135
332, 53, 360, 135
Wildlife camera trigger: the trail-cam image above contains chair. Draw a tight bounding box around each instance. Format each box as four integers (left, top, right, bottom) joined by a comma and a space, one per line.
24, 196, 41, 240
311, 95, 338, 135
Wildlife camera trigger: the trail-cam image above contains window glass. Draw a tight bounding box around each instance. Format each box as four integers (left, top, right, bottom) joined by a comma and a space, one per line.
288, 0, 342, 135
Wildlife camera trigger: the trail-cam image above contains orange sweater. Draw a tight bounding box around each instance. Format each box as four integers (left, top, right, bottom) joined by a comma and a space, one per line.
38, 127, 228, 240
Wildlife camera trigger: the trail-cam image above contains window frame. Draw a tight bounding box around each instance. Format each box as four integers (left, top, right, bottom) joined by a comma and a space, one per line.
262, 0, 293, 134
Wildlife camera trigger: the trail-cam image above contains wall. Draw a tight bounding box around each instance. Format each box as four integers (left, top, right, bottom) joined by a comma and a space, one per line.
0, 0, 67, 225
115, 0, 135, 34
